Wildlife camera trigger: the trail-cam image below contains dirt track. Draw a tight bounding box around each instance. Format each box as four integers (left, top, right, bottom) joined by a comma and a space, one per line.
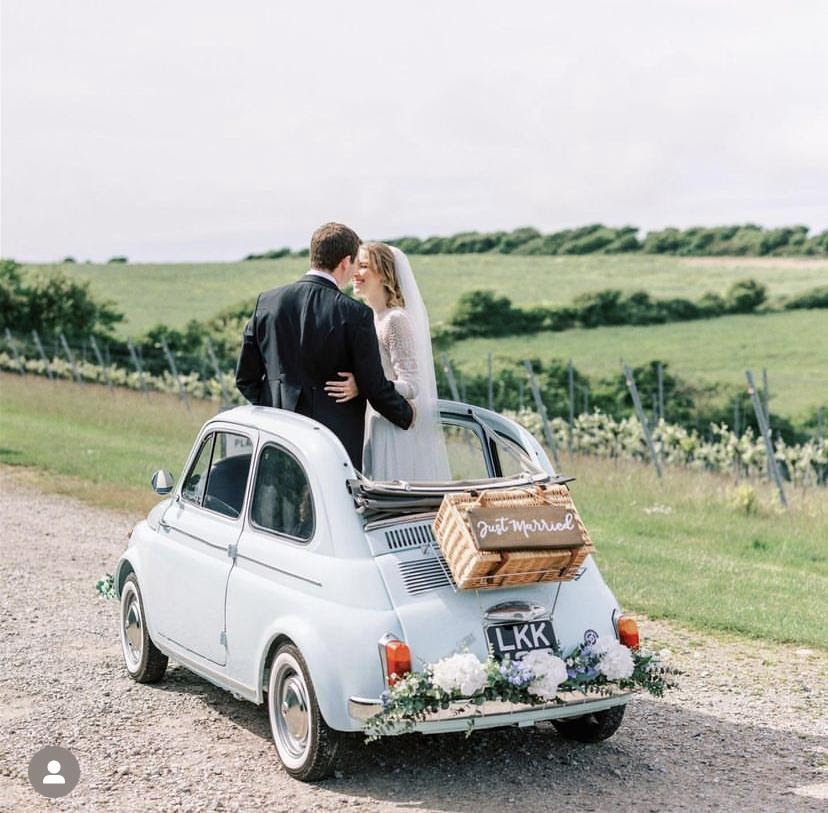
0, 469, 826, 812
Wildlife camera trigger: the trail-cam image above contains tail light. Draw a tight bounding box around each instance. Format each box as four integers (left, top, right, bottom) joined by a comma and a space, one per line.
617, 615, 640, 650
380, 637, 411, 685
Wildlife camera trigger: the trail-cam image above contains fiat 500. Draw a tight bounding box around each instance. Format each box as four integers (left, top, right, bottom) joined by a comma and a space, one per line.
115, 402, 637, 780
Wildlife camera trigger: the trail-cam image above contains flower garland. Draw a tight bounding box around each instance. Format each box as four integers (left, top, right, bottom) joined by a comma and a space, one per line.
95, 573, 117, 600
364, 638, 677, 740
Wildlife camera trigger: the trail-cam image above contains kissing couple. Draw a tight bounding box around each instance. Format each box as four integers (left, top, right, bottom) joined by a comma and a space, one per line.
235, 221, 451, 482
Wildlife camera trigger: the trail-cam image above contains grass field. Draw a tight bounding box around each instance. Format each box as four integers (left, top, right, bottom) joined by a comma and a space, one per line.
2, 373, 825, 649
23, 254, 828, 336
0, 373, 214, 512
450, 309, 828, 420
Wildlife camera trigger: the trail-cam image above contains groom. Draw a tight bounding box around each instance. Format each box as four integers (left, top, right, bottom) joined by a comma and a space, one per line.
235, 222, 414, 468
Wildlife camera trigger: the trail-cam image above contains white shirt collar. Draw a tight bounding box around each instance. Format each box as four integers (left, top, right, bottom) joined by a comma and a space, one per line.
305, 269, 338, 286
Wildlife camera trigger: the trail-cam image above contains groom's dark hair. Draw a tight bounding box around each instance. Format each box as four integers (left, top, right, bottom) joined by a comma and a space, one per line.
310, 222, 361, 271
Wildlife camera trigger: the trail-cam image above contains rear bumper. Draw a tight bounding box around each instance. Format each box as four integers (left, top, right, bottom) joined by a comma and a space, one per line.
348, 689, 631, 735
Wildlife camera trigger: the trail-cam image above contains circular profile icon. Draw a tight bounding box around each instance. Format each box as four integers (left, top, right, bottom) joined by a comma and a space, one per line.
27, 746, 80, 798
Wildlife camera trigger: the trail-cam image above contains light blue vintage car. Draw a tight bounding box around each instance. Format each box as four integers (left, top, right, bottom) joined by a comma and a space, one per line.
116, 402, 635, 780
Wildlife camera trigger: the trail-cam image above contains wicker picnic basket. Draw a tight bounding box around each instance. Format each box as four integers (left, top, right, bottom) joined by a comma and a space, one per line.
432, 484, 595, 589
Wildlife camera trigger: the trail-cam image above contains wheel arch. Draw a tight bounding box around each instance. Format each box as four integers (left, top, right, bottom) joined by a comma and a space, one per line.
114, 556, 136, 598
256, 618, 351, 732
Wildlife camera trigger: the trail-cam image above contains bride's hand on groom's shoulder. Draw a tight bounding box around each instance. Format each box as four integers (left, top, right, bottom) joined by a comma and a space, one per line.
324, 372, 359, 403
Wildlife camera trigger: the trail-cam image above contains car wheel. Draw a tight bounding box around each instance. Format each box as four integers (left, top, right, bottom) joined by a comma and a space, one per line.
267, 643, 343, 781
552, 703, 626, 743
119, 573, 168, 683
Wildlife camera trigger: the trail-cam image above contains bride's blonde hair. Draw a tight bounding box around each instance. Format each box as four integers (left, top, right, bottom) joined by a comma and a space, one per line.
362, 242, 405, 308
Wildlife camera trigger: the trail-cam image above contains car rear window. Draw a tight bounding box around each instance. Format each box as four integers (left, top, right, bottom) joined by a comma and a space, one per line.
250, 444, 314, 541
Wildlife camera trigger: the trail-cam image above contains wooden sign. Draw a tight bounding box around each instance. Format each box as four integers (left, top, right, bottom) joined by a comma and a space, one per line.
466, 504, 585, 552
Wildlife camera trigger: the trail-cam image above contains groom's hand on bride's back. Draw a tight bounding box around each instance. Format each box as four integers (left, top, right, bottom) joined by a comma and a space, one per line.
324, 372, 359, 403
324, 371, 415, 426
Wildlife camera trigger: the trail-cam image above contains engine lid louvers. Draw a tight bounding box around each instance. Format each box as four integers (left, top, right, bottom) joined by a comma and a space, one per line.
398, 555, 455, 595
384, 522, 436, 551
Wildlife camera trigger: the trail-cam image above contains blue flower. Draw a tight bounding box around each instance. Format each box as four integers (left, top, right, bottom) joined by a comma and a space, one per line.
503, 660, 534, 687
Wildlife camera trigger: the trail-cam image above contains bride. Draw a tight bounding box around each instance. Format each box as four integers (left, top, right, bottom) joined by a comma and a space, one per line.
324, 243, 451, 482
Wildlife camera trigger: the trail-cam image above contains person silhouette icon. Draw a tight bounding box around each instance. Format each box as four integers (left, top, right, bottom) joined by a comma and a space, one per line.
28, 746, 79, 798
42, 760, 66, 785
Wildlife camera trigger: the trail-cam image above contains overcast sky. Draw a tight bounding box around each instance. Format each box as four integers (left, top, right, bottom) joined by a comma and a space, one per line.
2, 1, 827, 262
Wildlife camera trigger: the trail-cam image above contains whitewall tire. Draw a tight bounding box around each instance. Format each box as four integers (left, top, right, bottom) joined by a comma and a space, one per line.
267, 643, 343, 781
119, 574, 168, 683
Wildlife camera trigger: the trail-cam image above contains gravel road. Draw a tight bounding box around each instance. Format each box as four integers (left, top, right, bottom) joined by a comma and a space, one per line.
1, 469, 826, 812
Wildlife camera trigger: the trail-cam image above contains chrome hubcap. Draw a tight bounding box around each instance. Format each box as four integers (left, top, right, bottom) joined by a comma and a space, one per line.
274, 668, 310, 757
121, 588, 143, 669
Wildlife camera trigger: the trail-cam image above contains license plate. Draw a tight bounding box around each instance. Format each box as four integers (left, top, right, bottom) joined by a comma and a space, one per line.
485, 619, 556, 659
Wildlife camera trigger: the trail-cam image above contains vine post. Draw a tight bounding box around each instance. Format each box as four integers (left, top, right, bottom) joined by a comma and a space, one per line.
160, 337, 191, 413
59, 332, 83, 385
89, 335, 113, 394
523, 359, 561, 471
746, 370, 787, 509
567, 359, 574, 457
487, 352, 493, 411
657, 362, 664, 422
623, 362, 662, 479
205, 338, 230, 407
4, 328, 27, 376
127, 340, 149, 399
32, 330, 54, 381
440, 353, 460, 401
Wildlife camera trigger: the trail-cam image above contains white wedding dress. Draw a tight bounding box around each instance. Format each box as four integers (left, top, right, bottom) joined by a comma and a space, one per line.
362, 250, 451, 483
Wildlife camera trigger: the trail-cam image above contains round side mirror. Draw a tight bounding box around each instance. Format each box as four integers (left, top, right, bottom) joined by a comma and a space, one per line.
151, 470, 175, 495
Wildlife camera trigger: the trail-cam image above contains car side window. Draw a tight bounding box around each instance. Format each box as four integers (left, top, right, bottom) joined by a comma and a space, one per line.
493, 433, 539, 478
250, 444, 315, 541
181, 434, 214, 505
203, 432, 254, 519
442, 423, 491, 480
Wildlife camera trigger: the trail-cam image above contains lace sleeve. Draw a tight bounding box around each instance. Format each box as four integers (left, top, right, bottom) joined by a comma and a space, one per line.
384, 310, 419, 400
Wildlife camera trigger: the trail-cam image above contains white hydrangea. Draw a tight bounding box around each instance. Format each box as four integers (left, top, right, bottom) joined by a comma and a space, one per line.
593, 635, 634, 680
522, 649, 568, 701
430, 653, 488, 697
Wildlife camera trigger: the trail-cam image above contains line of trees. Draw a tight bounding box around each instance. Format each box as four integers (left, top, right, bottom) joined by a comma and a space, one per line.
441, 279, 828, 342
241, 224, 828, 260
390, 224, 828, 256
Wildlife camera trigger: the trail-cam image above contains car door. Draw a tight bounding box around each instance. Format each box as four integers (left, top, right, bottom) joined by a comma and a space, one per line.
155, 428, 256, 665
223, 439, 322, 685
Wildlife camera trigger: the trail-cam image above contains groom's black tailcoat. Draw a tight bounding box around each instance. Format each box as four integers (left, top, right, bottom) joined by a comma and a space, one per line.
235, 275, 413, 468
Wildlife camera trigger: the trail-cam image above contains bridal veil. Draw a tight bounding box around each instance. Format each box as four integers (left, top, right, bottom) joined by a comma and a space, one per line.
389, 247, 452, 481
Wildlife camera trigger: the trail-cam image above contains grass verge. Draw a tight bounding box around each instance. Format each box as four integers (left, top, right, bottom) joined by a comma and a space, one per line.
567, 454, 826, 649
0, 373, 214, 511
